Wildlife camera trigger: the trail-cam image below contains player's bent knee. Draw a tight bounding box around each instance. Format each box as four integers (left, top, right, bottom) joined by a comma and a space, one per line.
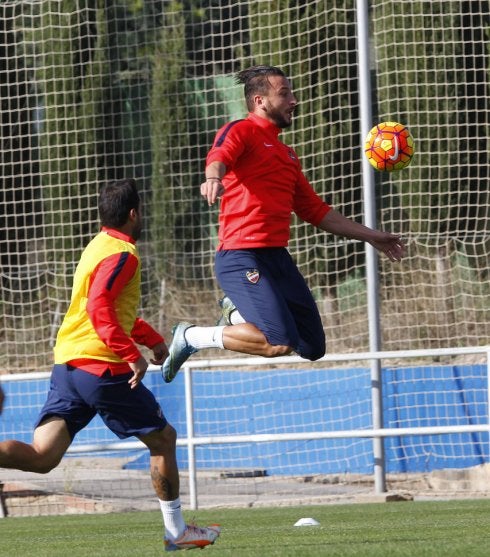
140, 423, 177, 454
162, 423, 177, 445
33, 455, 63, 474
35, 464, 56, 474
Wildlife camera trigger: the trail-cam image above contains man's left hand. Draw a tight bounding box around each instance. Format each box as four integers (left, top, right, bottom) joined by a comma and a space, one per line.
370, 233, 407, 262
149, 341, 169, 366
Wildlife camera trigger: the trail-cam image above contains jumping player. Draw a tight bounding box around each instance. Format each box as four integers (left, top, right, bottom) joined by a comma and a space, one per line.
161, 65, 406, 382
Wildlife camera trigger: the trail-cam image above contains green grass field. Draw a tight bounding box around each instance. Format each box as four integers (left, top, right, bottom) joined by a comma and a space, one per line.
1, 500, 490, 556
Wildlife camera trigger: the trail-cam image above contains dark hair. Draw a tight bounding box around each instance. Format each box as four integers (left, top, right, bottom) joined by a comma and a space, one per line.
235, 65, 286, 110
98, 179, 140, 228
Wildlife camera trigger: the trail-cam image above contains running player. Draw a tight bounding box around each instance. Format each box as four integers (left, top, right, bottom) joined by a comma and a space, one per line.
0, 179, 220, 552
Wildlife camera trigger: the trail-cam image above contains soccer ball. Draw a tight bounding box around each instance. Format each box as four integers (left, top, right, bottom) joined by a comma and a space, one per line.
364, 121, 414, 172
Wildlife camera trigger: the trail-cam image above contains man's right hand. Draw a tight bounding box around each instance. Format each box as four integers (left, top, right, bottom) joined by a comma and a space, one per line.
200, 177, 225, 206
128, 356, 148, 389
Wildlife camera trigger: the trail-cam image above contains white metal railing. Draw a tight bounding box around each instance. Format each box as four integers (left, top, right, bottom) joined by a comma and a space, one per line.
176, 346, 490, 509
2, 345, 489, 511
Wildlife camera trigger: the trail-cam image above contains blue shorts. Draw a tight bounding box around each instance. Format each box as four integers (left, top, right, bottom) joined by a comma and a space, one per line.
35, 364, 167, 440
215, 248, 325, 360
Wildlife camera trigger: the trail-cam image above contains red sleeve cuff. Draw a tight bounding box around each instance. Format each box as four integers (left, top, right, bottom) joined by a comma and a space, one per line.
131, 317, 164, 347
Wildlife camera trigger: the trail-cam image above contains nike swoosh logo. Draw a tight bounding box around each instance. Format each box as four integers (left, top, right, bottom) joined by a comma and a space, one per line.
389, 136, 399, 160
264, 142, 274, 147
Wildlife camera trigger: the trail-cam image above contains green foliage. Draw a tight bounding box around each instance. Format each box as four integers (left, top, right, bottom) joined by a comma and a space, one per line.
0, 3, 41, 271
33, 1, 101, 267
0, 0, 488, 366
372, 1, 490, 246
149, 2, 247, 285
337, 271, 367, 312
149, 2, 193, 280
247, 1, 364, 292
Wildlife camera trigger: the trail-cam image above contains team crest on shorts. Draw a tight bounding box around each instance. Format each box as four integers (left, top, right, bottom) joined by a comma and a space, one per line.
246, 269, 260, 284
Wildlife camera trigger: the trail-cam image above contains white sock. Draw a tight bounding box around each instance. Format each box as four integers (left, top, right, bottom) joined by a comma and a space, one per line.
185, 326, 225, 349
229, 309, 245, 325
159, 497, 186, 540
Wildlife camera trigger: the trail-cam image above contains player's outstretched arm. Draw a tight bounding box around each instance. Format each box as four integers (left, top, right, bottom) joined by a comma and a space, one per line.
317, 209, 406, 262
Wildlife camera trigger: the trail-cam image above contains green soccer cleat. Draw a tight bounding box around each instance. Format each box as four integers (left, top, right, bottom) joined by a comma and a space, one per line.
216, 295, 237, 326
161, 322, 198, 383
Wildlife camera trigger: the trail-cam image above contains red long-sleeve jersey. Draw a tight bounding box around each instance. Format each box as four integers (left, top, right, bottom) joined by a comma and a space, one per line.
206, 112, 331, 250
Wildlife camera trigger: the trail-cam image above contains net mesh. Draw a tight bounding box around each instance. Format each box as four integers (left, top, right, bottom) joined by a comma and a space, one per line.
0, 2, 488, 371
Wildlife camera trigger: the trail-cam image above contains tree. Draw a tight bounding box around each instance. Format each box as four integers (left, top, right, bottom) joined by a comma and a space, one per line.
0, 3, 41, 273
374, 1, 490, 253
247, 1, 363, 293
36, 0, 100, 267
150, 2, 196, 282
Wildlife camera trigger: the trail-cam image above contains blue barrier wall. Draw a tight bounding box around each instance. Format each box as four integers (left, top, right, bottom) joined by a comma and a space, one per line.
0, 365, 487, 475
